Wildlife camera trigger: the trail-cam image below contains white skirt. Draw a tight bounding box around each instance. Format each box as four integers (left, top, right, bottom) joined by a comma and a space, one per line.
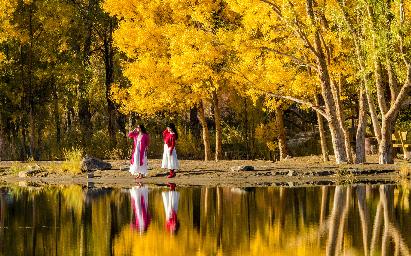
130, 141, 148, 175
161, 144, 179, 170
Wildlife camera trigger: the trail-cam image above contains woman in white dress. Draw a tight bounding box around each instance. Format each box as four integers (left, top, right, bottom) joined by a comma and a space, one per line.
128, 124, 150, 179
161, 123, 179, 178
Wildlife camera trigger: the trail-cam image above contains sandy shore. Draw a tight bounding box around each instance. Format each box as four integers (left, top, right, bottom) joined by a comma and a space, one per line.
0, 155, 410, 188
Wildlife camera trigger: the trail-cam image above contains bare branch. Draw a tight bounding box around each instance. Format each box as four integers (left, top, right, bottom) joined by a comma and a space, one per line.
386, 61, 399, 105
228, 66, 329, 120
259, 47, 319, 72
319, 32, 331, 65
259, 0, 282, 15
259, 0, 318, 56
386, 66, 411, 120
262, 90, 330, 120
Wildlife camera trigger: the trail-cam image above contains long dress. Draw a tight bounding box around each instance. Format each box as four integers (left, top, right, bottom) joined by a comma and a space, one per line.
129, 132, 149, 176
162, 189, 180, 233
130, 186, 150, 233
161, 130, 179, 170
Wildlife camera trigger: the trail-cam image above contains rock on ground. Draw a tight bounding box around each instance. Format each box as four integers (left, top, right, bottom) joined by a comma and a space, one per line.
18, 164, 42, 178
230, 165, 255, 172
81, 156, 112, 171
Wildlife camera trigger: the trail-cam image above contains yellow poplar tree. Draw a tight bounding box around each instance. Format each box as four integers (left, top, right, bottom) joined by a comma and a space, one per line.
103, 0, 241, 161
226, 0, 360, 164
334, 0, 411, 164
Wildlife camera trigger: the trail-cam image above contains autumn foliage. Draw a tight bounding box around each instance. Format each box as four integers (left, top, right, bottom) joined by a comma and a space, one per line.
0, 0, 410, 164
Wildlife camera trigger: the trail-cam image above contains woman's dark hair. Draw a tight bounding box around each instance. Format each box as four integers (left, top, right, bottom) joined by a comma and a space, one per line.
137, 124, 147, 134
167, 123, 178, 140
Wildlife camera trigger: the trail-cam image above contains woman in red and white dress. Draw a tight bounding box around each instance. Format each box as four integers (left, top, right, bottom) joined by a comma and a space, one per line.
161, 123, 179, 178
128, 124, 150, 179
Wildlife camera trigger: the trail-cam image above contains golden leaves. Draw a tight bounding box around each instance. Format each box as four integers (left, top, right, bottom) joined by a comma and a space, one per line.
0, 0, 18, 43
104, 0, 242, 116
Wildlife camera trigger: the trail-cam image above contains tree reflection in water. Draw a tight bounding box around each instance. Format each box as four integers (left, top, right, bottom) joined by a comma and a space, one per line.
0, 184, 411, 255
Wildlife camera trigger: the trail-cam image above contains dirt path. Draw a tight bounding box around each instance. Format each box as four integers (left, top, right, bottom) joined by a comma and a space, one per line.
0, 155, 410, 188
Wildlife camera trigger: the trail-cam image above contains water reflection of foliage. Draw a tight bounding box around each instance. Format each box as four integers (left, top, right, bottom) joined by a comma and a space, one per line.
0, 185, 129, 256
323, 185, 411, 256
2, 185, 411, 255
67, 185, 411, 255
113, 187, 329, 255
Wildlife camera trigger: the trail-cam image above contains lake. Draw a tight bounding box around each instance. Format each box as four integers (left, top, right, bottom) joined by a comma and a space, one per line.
0, 183, 410, 255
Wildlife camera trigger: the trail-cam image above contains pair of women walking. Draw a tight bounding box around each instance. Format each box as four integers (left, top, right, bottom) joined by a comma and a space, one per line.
128, 123, 179, 179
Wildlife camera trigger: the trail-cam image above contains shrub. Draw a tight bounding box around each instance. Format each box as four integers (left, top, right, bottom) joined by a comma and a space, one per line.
61, 147, 83, 174
176, 130, 201, 159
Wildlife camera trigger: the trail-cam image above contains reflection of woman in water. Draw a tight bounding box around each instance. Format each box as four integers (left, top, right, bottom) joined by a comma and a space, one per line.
130, 186, 151, 233
162, 183, 180, 233
128, 124, 150, 179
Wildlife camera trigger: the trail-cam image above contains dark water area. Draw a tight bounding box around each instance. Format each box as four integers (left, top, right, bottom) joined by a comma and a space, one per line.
0, 184, 410, 255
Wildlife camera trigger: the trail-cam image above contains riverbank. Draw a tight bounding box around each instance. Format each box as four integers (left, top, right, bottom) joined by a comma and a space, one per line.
0, 155, 410, 188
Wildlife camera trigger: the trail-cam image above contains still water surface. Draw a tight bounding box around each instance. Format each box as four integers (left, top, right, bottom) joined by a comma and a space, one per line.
0, 184, 410, 255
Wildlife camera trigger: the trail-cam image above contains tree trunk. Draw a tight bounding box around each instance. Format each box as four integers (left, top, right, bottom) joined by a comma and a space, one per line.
306, 0, 348, 164
117, 112, 127, 135
198, 100, 211, 161
28, 4, 36, 159
104, 20, 117, 148
20, 122, 27, 160
28, 105, 35, 159
374, 60, 388, 115
355, 88, 367, 164
212, 90, 222, 161
365, 87, 382, 143
315, 94, 329, 162
52, 82, 61, 153
243, 98, 249, 159
19, 44, 26, 160
189, 107, 201, 138
36, 122, 43, 159
338, 3, 382, 150
79, 98, 92, 146
275, 107, 288, 160
79, 0, 95, 148
318, 67, 348, 164
66, 100, 75, 133
333, 78, 354, 163
379, 117, 395, 164
0, 112, 3, 161
367, 4, 411, 164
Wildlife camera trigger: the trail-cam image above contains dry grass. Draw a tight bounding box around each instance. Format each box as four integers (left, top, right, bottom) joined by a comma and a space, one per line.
60, 148, 83, 175
9, 162, 30, 173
